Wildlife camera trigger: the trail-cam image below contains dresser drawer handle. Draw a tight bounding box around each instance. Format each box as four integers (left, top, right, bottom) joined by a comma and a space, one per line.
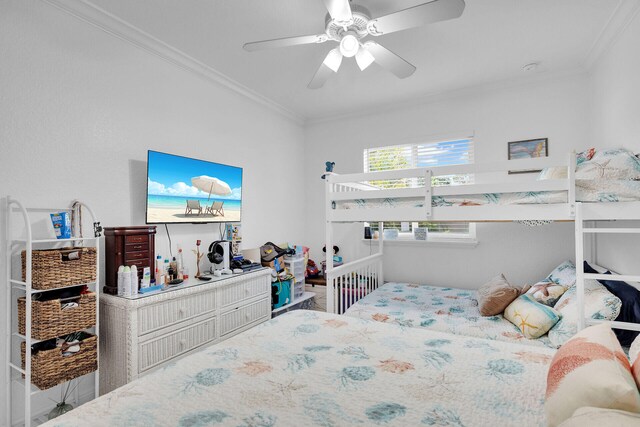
245, 313, 250, 319
245, 288, 249, 294
179, 339, 186, 349
178, 307, 186, 317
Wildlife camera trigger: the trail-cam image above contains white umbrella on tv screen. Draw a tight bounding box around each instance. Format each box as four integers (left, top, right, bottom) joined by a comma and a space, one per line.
191, 176, 232, 200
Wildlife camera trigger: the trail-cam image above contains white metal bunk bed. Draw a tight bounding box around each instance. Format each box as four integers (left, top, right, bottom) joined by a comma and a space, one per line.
324, 152, 640, 336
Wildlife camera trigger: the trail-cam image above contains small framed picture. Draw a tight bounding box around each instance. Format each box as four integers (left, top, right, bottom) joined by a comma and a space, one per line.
508, 138, 548, 174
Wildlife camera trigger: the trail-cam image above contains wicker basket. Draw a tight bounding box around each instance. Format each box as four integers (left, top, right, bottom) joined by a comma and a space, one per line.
22, 247, 97, 290
18, 293, 97, 340
21, 333, 97, 390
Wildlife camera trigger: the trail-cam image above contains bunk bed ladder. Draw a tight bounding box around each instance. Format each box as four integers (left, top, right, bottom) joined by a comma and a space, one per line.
575, 202, 640, 333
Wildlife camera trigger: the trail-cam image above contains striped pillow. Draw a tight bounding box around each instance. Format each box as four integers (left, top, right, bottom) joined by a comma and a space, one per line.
503, 294, 560, 339
545, 323, 640, 427
631, 334, 640, 388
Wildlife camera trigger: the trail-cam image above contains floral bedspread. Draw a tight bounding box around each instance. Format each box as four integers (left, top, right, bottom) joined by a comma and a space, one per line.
344, 282, 555, 348
44, 310, 554, 427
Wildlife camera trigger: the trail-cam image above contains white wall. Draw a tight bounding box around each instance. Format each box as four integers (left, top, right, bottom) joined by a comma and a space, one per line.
590, 9, 640, 275
0, 0, 305, 423
304, 74, 593, 289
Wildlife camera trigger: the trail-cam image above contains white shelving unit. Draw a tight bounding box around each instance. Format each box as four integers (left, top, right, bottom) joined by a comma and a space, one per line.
4, 197, 101, 427
272, 256, 315, 315
284, 256, 305, 300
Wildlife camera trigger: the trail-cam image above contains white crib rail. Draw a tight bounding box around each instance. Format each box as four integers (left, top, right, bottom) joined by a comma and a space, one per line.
326, 253, 384, 314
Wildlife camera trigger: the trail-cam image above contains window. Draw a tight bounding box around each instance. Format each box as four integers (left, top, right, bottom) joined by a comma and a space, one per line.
363, 137, 475, 241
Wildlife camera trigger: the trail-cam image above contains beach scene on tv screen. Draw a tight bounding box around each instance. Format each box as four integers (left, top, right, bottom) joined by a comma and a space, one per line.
147, 151, 242, 223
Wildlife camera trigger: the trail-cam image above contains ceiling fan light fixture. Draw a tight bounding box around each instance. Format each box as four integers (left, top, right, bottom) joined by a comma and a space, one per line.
324, 48, 343, 72
355, 44, 375, 71
339, 33, 360, 58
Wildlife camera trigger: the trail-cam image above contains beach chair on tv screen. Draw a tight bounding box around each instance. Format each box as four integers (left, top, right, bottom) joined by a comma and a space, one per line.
185, 200, 202, 215
205, 201, 224, 217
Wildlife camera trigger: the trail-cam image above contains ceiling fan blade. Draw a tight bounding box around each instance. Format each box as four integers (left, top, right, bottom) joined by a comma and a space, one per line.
244, 34, 328, 52
308, 49, 343, 89
363, 42, 416, 79
322, 0, 353, 23
368, 0, 465, 36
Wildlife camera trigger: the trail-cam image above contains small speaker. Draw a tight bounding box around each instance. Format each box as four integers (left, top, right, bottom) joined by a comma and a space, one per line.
364, 226, 372, 239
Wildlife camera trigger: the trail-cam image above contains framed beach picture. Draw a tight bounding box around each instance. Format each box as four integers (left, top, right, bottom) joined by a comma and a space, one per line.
507, 138, 548, 174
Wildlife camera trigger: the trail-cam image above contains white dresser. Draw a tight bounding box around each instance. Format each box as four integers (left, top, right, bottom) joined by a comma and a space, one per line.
99, 268, 271, 394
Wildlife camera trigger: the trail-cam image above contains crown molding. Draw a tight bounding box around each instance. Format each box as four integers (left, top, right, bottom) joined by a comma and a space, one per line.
584, 0, 640, 70
41, 0, 305, 125
307, 67, 588, 126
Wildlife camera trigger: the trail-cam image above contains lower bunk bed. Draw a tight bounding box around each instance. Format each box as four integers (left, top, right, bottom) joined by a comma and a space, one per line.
343, 281, 555, 348
46, 310, 556, 427
343, 260, 634, 351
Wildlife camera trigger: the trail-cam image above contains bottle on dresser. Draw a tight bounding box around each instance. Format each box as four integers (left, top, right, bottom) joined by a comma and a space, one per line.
156, 254, 163, 286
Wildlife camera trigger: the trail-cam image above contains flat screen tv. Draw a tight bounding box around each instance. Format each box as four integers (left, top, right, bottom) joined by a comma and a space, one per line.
146, 150, 243, 224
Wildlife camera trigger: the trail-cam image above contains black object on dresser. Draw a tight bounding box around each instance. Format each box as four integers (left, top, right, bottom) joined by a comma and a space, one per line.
103, 226, 156, 295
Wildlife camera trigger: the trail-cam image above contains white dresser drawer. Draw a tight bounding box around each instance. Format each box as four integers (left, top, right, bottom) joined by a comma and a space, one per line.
219, 275, 270, 308
220, 297, 270, 337
138, 317, 217, 373
100, 269, 271, 394
138, 290, 216, 336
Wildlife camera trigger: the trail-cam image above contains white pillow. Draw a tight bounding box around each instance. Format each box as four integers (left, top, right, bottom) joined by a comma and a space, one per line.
547, 279, 621, 348
538, 166, 568, 181
557, 406, 640, 427
630, 334, 640, 364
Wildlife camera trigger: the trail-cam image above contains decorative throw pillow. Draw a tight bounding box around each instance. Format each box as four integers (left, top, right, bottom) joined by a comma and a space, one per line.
576, 148, 640, 181
548, 279, 621, 348
527, 281, 567, 306
576, 148, 596, 165
542, 260, 576, 289
545, 323, 640, 427
503, 294, 561, 339
476, 274, 520, 316
557, 406, 640, 427
631, 334, 640, 365
630, 335, 640, 389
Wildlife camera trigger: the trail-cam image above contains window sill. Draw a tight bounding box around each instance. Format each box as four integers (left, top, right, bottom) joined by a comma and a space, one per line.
361, 239, 478, 248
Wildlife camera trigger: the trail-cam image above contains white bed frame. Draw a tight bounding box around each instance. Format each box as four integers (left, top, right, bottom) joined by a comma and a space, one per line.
324, 152, 640, 334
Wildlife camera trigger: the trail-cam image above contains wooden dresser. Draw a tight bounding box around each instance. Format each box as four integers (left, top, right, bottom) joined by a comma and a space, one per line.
104, 226, 156, 295
99, 268, 271, 394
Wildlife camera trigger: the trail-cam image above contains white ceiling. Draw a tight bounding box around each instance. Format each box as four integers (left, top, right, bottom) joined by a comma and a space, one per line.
89, 0, 620, 121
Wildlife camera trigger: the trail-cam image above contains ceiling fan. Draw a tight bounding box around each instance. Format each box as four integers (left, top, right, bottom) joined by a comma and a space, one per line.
243, 0, 465, 89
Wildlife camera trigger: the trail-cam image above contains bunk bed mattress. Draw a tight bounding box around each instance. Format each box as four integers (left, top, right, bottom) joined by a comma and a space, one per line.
334, 180, 640, 210
344, 282, 554, 349
44, 310, 554, 427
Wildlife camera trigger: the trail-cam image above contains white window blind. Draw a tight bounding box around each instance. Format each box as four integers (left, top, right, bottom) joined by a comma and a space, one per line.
364, 137, 474, 238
